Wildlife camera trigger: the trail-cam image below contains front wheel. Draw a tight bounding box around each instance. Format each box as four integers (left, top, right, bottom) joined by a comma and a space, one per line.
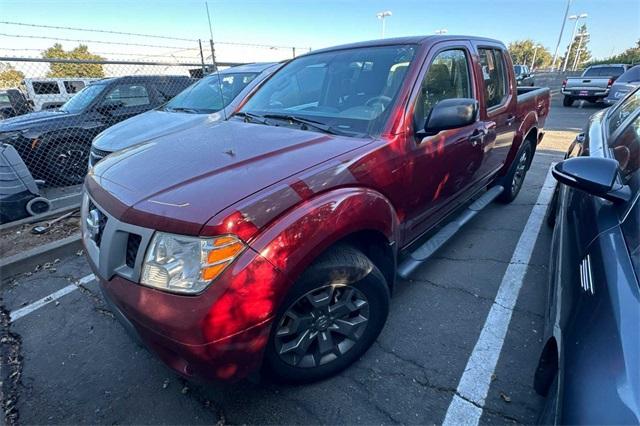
563, 96, 574, 107
497, 142, 533, 203
263, 245, 390, 383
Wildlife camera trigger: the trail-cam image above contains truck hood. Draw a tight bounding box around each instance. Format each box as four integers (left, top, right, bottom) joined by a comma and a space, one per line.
0, 109, 77, 132
92, 109, 222, 152
89, 119, 371, 234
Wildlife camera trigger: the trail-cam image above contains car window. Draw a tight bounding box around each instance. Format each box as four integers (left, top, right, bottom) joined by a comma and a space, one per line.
583, 66, 626, 77
32, 81, 60, 95
241, 44, 417, 137
0, 93, 9, 103
104, 84, 150, 107
166, 72, 259, 113
413, 48, 472, 131
608, 89, 640, 135
478, 48, 508, 109
64, 81, 85, 94
617, 66, 640, 83
59, 83, 107, 113
610, 113, 640, 183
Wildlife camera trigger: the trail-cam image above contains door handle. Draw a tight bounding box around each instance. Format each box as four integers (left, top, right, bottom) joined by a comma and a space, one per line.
469, 129, 486, 147
506, 114, 516, 126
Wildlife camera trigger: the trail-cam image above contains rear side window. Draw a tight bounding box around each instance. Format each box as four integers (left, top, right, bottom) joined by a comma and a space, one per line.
608, 90, 640, 135
618, 66, 640, 83
413, 48, 472, 131
64, 81, 85, 94
478, 48, 508, 109
610, 113, 640, 183
32, 81, 60, 95
104, 84, 150, 107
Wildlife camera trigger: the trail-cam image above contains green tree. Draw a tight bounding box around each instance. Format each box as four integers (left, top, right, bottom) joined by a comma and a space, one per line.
588, 39, 640, 66
561, 24, 591, 71
42, 43, 105, 78
0, 63, 25, 89
508, 39, 552, 69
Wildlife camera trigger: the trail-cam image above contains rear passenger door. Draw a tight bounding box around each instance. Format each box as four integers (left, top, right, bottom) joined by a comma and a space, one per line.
403, 42, 491, 242
473, 45, 517, 179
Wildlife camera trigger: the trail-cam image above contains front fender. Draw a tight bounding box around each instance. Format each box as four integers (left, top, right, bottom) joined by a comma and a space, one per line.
246, 187, 400, 305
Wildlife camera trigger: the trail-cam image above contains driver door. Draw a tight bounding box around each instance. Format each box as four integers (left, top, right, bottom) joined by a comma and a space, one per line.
97, 83, 153, 129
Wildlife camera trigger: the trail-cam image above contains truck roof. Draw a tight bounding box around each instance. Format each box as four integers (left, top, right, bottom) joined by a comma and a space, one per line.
307, 35, 505, 55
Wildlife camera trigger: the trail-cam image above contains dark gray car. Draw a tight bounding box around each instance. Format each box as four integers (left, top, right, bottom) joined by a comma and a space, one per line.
536, 86, 640, 424
514, 65, 535, 86
605, 65, 640, 106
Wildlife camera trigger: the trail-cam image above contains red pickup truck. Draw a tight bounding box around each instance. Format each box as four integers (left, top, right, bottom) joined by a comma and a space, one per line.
83, 36, 549, 383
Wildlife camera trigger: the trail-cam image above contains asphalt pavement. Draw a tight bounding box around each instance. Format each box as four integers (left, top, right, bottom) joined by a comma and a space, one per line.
0, 92, 602, 425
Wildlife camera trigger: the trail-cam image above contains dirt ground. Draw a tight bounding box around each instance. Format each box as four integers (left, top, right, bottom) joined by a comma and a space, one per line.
0, 212, 80, 259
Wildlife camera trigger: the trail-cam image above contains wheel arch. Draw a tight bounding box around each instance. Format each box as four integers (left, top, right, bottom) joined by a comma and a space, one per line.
534, 336, 559, 396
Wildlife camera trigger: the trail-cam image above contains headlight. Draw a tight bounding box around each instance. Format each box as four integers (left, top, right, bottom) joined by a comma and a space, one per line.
141, 232, 245, 294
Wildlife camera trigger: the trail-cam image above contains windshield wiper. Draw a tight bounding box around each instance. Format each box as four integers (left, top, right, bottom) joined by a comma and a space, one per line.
165, 106, 199, 114
234, 111, 269, 124
261, 113, 347, 136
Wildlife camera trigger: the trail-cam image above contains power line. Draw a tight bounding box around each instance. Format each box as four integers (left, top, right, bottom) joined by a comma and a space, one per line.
0, 32, 191, 49
0, 20, 198, 42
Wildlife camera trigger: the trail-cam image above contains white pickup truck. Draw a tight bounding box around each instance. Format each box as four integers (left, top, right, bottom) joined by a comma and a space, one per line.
561, 64, 629, 107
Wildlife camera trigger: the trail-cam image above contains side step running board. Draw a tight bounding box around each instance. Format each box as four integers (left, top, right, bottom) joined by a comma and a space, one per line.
397, 185, 504, 279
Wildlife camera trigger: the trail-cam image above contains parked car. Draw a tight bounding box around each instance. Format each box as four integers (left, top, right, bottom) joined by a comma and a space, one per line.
514, 64, 535, 86
89, 63, 280, 167
0, 75, 194, 186
22, 77, 98, 111
82, 35, 550, 383
604, 64, 640, 105
536, 86, 640, 424
0, 88, 32, 119
562, 64, 629, 107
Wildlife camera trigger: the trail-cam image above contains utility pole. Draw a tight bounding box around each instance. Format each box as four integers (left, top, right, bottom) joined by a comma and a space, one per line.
551, 0, 572, 71
376, 11, 392, 38
562, 13, 587, 72
572, 32, 589, 71
198, 39, 206, 75
435, 29, 448, 35
531, 45, 541, 70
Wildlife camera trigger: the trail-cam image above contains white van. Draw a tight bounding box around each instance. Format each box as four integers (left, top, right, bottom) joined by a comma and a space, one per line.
22, 78, 99, 111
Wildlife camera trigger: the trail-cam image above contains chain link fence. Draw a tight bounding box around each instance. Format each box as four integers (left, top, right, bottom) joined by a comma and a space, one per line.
0, 57, 250, 223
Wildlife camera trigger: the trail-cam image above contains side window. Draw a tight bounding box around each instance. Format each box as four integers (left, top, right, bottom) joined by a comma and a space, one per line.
611, 113, 640, 183
608, 90, 640, 136
478, 48, 508, 109
64, 81, 85, 94
103, 84, 150, 107
413, 49, 472, 131
32, 81, 60, 95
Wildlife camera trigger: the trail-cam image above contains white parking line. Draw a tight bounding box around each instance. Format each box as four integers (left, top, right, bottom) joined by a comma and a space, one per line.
10, 274, 95, 322
443, 165, 556, 425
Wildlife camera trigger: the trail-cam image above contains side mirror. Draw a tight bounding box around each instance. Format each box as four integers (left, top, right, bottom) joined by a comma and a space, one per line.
423, 98, 478, 135
96, 101, 124, 115
552, 157, 631, 203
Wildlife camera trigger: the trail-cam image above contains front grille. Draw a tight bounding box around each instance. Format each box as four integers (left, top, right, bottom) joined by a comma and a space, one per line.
126, 234, 142, 268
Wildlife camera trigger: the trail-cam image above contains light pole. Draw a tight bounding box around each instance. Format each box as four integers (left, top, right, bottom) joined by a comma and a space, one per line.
572, 32, 589, 71
435, 29, 448, 35
376, 11, 392, 38
562, 13, 588, 72
531, 45, 542, 69
551, 0, 573, 70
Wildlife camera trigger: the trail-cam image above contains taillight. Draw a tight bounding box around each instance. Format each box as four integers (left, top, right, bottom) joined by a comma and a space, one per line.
562, 79, 567, 88
607, 78, 613, 87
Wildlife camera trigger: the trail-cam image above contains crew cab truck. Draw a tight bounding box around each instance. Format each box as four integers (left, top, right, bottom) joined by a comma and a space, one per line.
82, 36, 550, 383
562, 64, 629, 107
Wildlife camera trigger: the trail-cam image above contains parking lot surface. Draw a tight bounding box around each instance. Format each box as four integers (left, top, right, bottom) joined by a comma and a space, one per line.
1, 94, 598, 425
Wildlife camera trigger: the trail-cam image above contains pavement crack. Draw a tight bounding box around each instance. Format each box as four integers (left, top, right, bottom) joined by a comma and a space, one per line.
454, 391, 521, 423
0, 304, 23, 426
176, 378, 228, 425
341, 374, 404, 424
76, 284, 115, 320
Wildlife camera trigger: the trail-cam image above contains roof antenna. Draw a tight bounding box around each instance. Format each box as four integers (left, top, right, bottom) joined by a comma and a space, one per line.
205, 1, 227, 120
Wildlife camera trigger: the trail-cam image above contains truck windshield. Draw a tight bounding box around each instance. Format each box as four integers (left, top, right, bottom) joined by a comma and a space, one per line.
164, 72, 260, 114
60, 83, 106, 113
583, 66, 626, 78
239, 45, 416, 137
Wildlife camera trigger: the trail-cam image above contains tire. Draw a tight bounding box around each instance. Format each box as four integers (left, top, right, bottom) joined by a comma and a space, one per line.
44, 141, 90, 186
497, 141, 533, 203
263, 244, 390, 383
537, 374, 559, 425
562, 96, 574, 107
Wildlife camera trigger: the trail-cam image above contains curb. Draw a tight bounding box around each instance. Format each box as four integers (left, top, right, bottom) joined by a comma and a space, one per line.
0, 204, 80, 233
0, 234, 82, 285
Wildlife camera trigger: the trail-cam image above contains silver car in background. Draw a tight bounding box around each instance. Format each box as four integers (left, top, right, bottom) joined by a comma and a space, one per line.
604, 65, 640, 105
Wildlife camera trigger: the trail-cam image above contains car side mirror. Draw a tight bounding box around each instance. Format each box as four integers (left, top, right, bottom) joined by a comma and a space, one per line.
552, 157, 631, 203
422, 98, 478, 135
96, 101, 124, 115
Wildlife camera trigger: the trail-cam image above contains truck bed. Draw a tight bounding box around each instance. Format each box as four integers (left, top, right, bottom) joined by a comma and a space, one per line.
516, 86, 551, 126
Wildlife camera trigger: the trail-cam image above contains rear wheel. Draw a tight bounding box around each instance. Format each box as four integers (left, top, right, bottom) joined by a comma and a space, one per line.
264, 245, 390, 383
562, 96, 574, 107
497, 142, 533, 203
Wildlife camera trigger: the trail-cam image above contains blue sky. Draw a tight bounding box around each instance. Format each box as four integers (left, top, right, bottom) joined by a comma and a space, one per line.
1, 0, 638, 60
